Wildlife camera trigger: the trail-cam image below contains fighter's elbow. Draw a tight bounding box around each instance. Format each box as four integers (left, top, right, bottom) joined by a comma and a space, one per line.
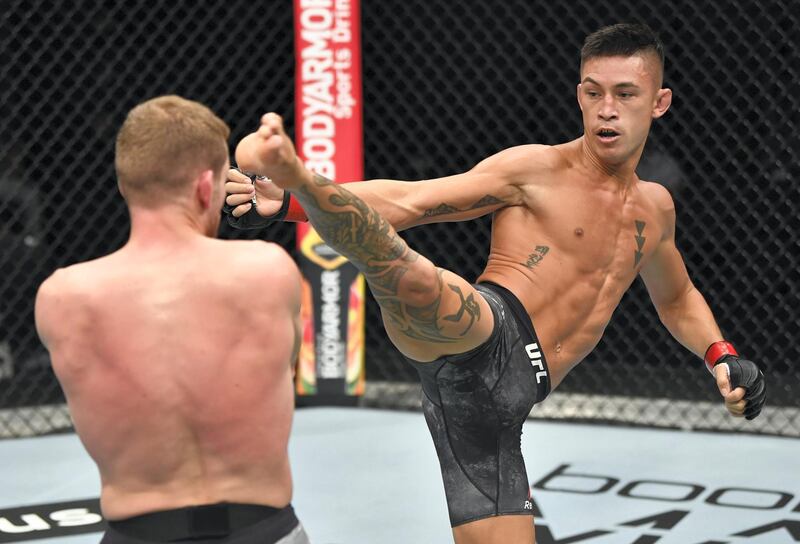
654, 282, 697, 325
389, 202, 419, 232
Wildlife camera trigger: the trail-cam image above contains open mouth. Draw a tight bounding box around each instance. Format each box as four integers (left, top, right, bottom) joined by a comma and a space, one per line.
597, 128, 620, 142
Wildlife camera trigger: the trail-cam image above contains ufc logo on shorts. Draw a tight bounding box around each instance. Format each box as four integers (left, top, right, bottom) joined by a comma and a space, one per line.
525, 342, 548, 384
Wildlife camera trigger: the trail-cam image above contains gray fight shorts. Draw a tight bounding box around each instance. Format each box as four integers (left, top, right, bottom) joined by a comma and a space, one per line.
406, 281, 551, 527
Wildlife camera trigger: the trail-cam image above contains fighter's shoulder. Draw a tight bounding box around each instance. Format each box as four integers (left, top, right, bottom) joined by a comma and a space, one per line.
481, 144, 561, 170
638, 181, 677, 240
34, 263, 91, 328
35, 269, 63, 306
218, 239, 300, 284
36, 261, 94, 301
476, 144, 562, 184
638, 179, 676, 214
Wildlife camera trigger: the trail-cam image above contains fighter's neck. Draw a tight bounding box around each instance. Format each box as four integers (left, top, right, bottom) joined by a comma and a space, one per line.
576, 136, 642, 188
126, 206, 212, 249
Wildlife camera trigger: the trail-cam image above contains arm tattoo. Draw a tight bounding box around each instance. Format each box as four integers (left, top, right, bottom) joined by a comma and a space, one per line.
422, 194, 505, 218
422, 203, 459, 217
522, 245, 549, 269
469, 195, 504, 209
294, 174, 481, 343
634, 220, 646, 267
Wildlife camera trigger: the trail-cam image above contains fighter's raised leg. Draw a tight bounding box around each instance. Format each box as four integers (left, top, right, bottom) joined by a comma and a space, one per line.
235, 114, 494, 363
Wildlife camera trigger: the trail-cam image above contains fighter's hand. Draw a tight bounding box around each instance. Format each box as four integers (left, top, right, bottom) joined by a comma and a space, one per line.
224, 167, 284, 218
235, 113, 310, 189
714, 356, 766, 420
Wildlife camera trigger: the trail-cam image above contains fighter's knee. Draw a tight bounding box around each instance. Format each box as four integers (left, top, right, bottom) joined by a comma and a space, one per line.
398, 261, 442, 307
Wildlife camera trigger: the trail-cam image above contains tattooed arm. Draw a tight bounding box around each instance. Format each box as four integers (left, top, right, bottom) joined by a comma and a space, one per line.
339, 146, 540, 231
226, 141, 546, 232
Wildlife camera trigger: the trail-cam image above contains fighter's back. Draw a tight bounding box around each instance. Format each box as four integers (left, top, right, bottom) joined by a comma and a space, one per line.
35, 236, 301, 520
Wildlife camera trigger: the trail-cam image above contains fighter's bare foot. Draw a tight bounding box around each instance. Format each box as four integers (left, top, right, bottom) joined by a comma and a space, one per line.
235, 113, 311, 189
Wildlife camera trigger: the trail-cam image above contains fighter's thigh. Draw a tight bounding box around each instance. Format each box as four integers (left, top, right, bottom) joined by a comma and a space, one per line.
375, 263, 494, 361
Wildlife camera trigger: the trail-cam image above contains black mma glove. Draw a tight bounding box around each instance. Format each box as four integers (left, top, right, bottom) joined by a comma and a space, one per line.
705, 341, 767, 420
222, 167, 292, 230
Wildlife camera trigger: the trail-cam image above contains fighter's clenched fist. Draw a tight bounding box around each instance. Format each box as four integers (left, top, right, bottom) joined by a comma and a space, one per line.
708, 341, 767, 420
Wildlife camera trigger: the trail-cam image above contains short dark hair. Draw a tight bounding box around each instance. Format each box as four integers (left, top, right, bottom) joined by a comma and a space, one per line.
581, 23, 665, 73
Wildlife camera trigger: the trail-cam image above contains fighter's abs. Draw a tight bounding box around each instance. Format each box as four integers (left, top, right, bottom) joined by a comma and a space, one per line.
479, 187, 663, 384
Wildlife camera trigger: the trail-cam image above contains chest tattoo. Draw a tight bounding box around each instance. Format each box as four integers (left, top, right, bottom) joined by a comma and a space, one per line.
634, 220, 646, 267
523, 245, 550, 269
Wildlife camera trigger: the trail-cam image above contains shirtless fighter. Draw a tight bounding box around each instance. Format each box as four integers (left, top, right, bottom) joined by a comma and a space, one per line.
35, 96, 310, 543
226, 24, 767, 544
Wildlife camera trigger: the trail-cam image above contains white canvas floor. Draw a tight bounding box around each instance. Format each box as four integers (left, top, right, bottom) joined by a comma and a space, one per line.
1, 407, 798, 544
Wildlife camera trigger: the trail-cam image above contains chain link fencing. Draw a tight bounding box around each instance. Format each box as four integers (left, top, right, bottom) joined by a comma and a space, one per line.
1, 0, 797, 438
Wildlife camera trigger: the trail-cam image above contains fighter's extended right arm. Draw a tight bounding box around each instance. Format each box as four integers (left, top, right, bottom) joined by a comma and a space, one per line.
224, 146, 537, 232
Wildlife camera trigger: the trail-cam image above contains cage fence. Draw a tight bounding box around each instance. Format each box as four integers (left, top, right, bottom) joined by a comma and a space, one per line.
0, 0, 797, 438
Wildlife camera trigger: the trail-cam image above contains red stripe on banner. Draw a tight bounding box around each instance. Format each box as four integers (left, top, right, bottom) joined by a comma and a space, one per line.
294, 0, 363, 242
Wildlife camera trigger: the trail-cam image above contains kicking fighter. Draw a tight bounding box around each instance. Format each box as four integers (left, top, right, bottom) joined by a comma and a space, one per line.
227, 24, 766, 544
35, 96, 309, 543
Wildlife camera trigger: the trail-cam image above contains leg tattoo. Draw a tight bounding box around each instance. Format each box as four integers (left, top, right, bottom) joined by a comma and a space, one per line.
293, 174, 481, 343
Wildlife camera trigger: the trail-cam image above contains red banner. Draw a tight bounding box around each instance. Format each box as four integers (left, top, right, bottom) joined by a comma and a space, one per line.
294, 0, 363, 190
293, 0, 364, 400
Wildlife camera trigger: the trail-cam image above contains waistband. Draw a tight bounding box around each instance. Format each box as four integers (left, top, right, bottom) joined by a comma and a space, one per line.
107, 503, 299, 542
478, 280, 551, 398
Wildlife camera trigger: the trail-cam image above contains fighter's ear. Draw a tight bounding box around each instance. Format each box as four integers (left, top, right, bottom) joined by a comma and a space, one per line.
652, 87, 672, 119
196, 169, 214, 209
577, 83, 585, 112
